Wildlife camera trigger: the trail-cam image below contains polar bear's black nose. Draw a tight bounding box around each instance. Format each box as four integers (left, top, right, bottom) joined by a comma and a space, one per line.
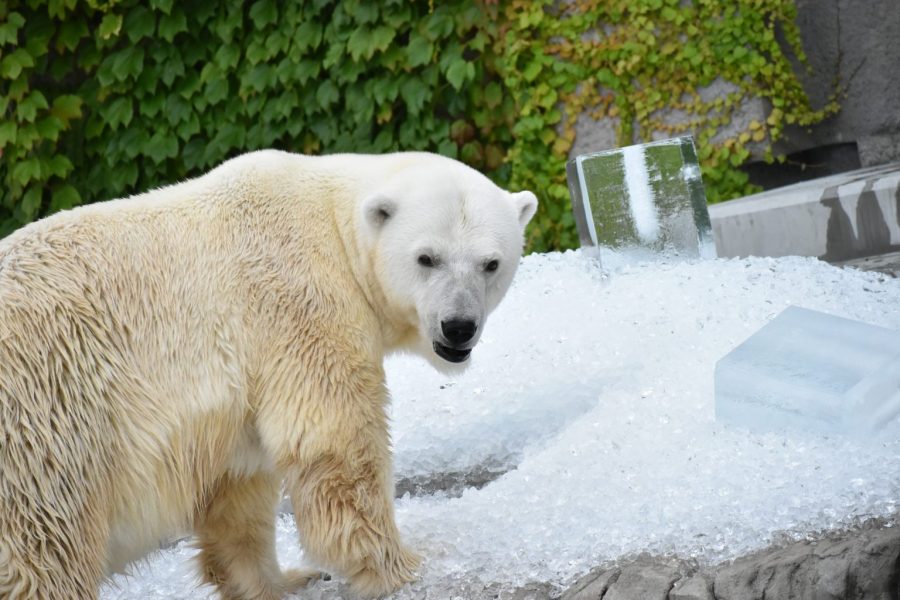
441, 319, 477, 345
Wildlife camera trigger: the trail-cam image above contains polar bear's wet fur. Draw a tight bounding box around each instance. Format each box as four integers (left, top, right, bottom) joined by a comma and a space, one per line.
0, 150, 537, 599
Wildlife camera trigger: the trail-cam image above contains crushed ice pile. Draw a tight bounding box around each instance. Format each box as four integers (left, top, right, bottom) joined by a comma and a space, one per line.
102, 251, 900, 599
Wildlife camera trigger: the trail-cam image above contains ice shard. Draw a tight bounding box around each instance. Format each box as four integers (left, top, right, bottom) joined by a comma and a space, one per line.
566, 136, 715, 261
715, 305, 900, 438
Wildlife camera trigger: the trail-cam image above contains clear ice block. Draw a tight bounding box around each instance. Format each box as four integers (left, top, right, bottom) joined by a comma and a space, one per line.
715, 305, 900, 437
566, 136, 716, 261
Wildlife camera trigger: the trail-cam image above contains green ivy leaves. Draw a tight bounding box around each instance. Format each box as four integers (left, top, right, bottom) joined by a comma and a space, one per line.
495, 0, 834, 250
347, 25, 395, 61
98, 13, 122, 40
0, 12, 26, 45
1, 48, 34, 79
0, 0, 828, 251
1, 0, 507, 237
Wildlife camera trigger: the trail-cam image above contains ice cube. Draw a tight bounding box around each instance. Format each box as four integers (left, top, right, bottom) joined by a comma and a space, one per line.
566, 136, 716, 261
715, 305, 900, 437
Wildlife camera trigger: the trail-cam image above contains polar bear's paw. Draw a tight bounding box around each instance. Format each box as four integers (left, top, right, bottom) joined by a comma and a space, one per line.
348, 544, 422, 598
281, 567, 324, 593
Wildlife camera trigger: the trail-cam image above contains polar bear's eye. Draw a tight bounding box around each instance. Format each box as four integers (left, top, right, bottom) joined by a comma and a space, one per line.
417, 254, 435, 267
484, 259, 500, 272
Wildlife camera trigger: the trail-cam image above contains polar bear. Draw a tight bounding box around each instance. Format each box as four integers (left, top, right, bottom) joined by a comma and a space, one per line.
0, 150, 537, 599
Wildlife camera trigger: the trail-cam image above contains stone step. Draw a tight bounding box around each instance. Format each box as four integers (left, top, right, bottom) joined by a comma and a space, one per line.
709, 162, 900, 263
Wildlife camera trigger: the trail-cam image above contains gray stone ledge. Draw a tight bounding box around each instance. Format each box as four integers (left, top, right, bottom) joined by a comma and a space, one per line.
559, 521, 899, 600
709, 162, 900, 262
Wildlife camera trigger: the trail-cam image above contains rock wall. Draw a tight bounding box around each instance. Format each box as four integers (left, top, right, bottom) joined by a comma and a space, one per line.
787, 0, 900, 167
561, 523, 900, 600
570, 1, 900, 187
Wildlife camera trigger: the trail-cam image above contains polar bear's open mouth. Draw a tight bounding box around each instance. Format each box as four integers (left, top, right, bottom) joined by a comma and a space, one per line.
433, 342, 471, 363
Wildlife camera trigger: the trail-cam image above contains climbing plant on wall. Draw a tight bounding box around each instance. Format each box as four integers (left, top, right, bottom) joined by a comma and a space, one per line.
0, 0, 513, 238
0, 0, 834, 250
491, 0, 838, 250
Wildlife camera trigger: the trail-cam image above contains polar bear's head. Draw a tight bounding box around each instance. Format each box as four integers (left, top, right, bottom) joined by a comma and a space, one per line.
358, 155, 537, 372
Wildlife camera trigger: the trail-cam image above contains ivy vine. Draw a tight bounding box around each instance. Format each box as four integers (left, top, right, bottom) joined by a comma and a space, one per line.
493, 0, 837, 251
0, 0, 834, 251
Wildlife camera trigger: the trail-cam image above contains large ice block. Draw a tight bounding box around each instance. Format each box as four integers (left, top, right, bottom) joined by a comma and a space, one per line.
715, 306, 900, 437
566, 136, 716, 261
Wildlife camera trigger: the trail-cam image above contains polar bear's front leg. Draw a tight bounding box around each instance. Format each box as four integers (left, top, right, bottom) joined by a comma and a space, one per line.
195, 472, 320, 600
285, 420, 421, 597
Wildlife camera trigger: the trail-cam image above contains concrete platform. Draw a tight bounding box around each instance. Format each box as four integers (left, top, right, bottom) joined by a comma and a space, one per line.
709, 162, 900, 264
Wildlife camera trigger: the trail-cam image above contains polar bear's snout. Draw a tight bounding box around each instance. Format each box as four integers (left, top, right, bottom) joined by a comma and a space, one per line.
441, 318, 476, 345
433, 318, 478, 363
433, 341, 471, 363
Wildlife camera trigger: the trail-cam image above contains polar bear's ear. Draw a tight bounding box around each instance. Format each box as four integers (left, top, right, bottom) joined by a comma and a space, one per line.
511, 191, 538, 228
361, 193, 397, 230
